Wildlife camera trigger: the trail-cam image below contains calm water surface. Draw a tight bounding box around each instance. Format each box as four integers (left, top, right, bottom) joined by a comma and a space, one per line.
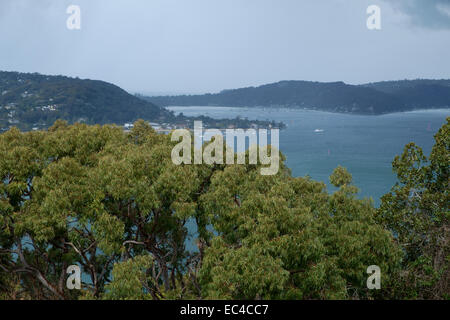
168, 106, 449, 206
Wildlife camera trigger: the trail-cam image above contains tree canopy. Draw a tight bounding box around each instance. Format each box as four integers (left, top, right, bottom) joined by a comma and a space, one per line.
0, 118, 448, 300
377, 117, 449, 299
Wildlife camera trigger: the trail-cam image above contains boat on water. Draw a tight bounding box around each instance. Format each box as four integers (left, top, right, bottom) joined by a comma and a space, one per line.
314, 129, 324, 133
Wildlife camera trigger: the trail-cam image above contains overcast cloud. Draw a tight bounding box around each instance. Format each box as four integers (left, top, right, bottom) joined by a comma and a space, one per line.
386, 0, 450, 29
0, 0, 449, 94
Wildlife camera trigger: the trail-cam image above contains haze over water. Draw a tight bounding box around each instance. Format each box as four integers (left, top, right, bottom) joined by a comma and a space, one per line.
168, 106, 449, 207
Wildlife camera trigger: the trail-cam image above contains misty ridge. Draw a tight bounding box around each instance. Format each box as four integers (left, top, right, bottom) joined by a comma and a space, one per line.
145, 79, 450, 115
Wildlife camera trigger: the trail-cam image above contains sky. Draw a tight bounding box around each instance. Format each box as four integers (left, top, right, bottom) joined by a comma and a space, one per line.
0, 0, 449, 94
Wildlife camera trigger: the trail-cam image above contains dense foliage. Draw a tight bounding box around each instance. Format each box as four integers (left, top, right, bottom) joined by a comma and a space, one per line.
146, 80, 450, 115
0, 118, 448, 300
376, 117, 449, 299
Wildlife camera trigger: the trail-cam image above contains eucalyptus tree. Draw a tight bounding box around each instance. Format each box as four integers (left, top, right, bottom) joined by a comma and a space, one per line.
0, 120, 204, 299
3, 118, 447, 300
377, 117, 449, 299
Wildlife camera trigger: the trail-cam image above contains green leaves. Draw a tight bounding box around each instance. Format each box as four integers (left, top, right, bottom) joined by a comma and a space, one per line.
93, 212, 124, 256
330, 165, 353, 188
377, 117, 449, 299
104, 255, 153, 300
197, 161, 401, 300
1, 118, 446, 300
202, 239, 290, 300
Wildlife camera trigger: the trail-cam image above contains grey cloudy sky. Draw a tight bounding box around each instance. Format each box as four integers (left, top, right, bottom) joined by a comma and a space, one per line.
0, 0, 449, 94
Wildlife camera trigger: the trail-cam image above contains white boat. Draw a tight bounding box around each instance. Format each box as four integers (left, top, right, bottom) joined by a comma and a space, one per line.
314, 129, 324, 133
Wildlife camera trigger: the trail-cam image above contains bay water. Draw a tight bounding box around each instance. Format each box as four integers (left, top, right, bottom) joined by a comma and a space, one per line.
168, 106, 449, 206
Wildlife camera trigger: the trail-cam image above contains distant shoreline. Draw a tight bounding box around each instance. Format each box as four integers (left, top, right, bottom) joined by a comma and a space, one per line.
144, 79, 450, 116
166, 105, 450, 117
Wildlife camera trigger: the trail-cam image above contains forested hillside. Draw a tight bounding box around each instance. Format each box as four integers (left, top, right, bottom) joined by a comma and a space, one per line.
0, 71, 170, 130
145, 79, 450, 115
0, 71, 281, 131
362, 80, 450, 109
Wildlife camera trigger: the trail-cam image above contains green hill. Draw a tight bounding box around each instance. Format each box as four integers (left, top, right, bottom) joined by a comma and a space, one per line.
145, 79, 450, 115
0, 71, 171, 130
362, 79, 450, 109
0, 71, 282, 131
